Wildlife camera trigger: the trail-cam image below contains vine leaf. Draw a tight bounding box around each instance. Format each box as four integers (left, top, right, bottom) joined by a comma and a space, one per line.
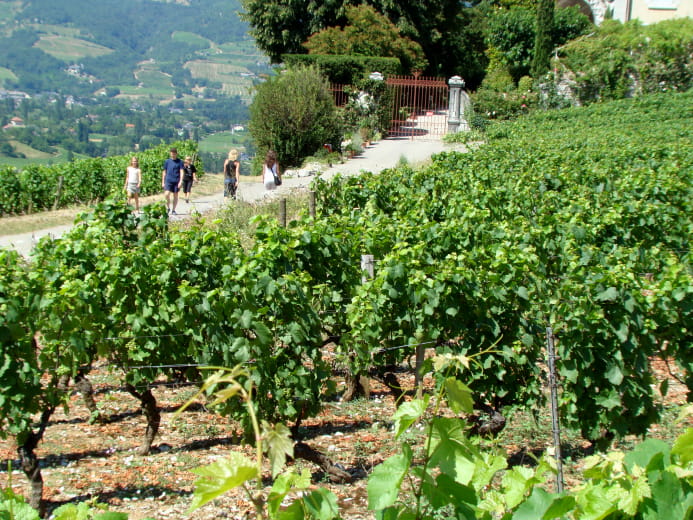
672, 427, 693, 466
188, 452, 258, 512
267, 469, 311, 518
392, 396, 429, 439
263, 421, 294, 477
302, 488, 341, 520
444, 377, 473, 414
513, 487, 575, 520
367, 443, 412, 511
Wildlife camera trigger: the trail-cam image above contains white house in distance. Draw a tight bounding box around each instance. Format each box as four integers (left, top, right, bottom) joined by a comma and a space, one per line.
584, 0, 693, 24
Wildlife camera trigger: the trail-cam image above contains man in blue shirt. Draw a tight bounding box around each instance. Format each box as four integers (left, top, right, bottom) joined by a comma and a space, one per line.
161, 147, 184, 214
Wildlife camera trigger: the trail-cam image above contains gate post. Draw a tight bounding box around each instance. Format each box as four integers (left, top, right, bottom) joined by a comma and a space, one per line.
447, 76, 466, 133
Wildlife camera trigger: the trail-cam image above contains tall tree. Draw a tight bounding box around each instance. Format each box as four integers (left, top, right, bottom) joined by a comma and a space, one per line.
240, 0, 344, 63
240, 0, 487, 83
531, 0, 555, 77
303, 5, 428, 73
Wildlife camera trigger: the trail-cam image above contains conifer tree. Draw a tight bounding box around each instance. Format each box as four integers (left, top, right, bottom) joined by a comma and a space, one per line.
531, 0, 554, 78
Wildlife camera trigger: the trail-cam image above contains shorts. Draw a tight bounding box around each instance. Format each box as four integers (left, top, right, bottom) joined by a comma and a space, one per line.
264, 180, 277, 191
182, 179, 193, 193
164, 180, 179, 193
224, 180, 237, 198
127, 182, 139, 195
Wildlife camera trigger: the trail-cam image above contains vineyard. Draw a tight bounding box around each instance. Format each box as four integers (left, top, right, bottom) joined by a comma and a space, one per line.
0, 141, 200, 217
1, 90, 692, 518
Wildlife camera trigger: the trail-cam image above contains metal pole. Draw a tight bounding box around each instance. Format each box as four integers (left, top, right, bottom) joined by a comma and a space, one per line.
309, 190, 316, 219
415, 342, 425, 399
53, 175, 64, 211
546, 326, 564, 493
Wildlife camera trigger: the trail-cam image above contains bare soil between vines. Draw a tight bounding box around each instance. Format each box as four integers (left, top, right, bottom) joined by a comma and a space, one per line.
1, 357, 690, 520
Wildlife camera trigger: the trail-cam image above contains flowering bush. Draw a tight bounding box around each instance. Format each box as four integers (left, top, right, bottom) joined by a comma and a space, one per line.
471, 75, 539, 120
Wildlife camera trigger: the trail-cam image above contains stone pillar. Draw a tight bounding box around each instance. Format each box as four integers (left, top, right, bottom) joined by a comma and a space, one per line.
447, 76, 465, 133
460, 89, 471, 131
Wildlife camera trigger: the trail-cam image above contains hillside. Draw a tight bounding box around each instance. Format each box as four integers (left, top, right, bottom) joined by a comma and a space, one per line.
0, 0, 269, 101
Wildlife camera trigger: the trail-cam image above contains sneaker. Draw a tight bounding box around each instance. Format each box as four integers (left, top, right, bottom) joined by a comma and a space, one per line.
167, 208, 170, 214
186, 199, 189, 203
171, 210, 177, 215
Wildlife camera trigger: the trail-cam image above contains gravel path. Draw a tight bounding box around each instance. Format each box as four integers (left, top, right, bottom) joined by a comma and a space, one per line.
0, 137, 465, 256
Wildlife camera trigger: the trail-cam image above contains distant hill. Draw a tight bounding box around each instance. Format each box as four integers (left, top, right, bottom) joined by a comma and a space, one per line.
0, 0, 269, 102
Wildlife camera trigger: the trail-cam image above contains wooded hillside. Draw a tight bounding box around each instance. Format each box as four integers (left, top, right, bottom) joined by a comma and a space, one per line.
0, 0, 266, 99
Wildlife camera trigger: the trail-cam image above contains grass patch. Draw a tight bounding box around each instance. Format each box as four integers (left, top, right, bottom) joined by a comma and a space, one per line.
28, 23, 82, 37
172, 31, 210, 48
6, 141, 53, 159
136, 69, 173, 90
0, 143, 86, 168
206, 187, 312, 247
0, 66, 18, 86
198, 131, 250, 155
34, 35, 113, 61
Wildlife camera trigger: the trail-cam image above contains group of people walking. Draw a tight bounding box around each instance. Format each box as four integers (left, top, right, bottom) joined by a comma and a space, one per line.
123, 147, 282, 213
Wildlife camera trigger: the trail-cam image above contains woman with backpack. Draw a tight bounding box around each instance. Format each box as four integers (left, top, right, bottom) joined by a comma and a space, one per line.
223, 149, 240, 199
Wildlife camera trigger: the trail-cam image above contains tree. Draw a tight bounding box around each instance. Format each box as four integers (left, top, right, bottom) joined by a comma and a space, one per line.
485, 5, 592, 83
240, 0, 342, 63
531, 0, 555, 77
240, 0, 487, 83
304, 5, 428, 74
248, 65, 341, 167
77, 119, 89, 143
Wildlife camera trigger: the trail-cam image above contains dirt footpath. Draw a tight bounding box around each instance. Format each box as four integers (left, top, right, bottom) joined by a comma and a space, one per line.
0, 138, 465, 256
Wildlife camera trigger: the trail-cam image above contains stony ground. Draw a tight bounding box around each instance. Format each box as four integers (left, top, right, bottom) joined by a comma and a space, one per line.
1, 357, 690, 520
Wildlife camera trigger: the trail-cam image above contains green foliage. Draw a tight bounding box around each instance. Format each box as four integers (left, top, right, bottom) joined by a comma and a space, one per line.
0, 0, 251, 97
179, 366, 342, 519
0, 141, 199, 215
339, 78, 393, 143
303, 5, 428, 74
0, 166, 23, 215
0, 486, 40, 520
1, 91, 692, 518
531, 0, 554, 78
243, 0, 487, 82
485, 5, 593, 82
184, 365, 693, 519
367, 378, 693, 519
249, 65, 342, 168
0, 487, 146, 520
281, 54, 402, 85
548, 18, 693, 105
314, 91, 693, 441
475, 4, 590, 118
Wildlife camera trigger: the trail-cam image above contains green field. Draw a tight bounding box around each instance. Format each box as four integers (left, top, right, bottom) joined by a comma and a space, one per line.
0, 66, 17, 86
172, 31, 211, 48
199, 131, 237, 153
136, 69, 173, 90
34, 35, 113, 61
0, 143, 86, 169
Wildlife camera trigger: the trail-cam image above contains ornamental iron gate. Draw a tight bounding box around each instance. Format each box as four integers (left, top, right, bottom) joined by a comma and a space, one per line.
330, 75, 450, 140
386, 75, 448, 139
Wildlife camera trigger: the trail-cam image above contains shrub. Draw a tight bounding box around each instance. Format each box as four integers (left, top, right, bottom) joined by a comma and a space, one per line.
281, 54, 402, 85
249, 65, 342, 168
547, 18, 693, 105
